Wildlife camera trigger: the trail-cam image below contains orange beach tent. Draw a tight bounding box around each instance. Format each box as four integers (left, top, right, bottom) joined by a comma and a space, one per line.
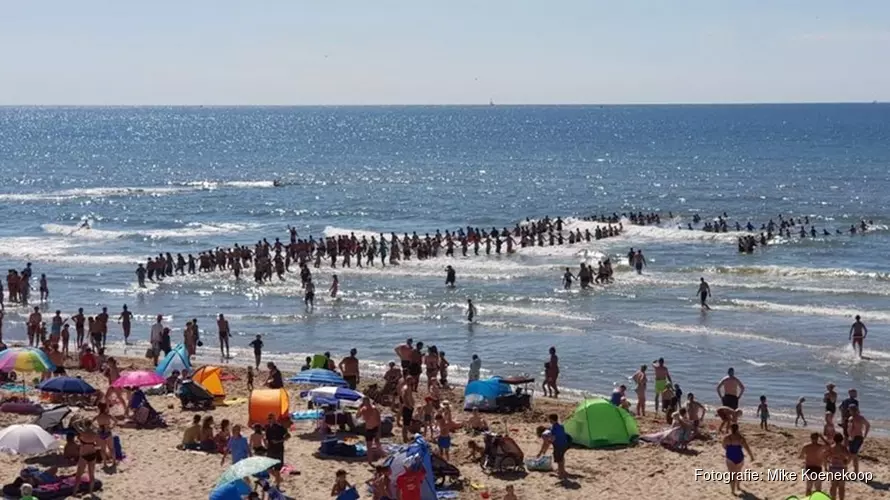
248, 388, 290, 425
192, 366, 226, 399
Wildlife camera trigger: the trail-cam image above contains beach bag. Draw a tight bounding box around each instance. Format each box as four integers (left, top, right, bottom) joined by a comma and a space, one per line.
525, 455, 552, 471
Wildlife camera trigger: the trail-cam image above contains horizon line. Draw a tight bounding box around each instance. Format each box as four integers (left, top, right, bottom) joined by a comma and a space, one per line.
0, 100, 885, 108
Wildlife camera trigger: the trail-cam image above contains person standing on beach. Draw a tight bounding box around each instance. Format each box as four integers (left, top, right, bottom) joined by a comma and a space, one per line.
249, 334, 264, 369
697, 277, 711, 310
722, 424, 754, 497
468, 354, 481, 382
217, 314, 231, 359
72, 308, 85, 349
118, 305, 133, 345
395, 338, 414, 375
264, 413, 291, 488
847, 405, 870, 475
399, 376, 415, 443
149, 315, 164, 367
800, 433, 826, 496
716, 367, 745, 410
339, 348, 360, 389
652, 358, 671, 412
632, 365, 647, 416
849, 315, 867, 358
96, 307, 109, 348
27, 306, 41, 347
547, 347, 560, 398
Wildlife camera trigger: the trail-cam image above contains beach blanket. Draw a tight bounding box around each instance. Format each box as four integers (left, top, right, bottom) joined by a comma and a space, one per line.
290, 409, 323, 421
0, 383, 30, 394
219, 397, 249, 407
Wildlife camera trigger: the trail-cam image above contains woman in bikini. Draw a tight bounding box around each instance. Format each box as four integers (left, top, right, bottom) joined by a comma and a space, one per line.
827, 433, 851, 500
93, 403, 116, 467
72, 420, 99, 497
722, 424, 754, 497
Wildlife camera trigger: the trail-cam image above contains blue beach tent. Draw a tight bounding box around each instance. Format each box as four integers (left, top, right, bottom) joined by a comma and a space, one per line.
156, 344, 191, 377
463, 376, 512, 411
382, 436, 436, 500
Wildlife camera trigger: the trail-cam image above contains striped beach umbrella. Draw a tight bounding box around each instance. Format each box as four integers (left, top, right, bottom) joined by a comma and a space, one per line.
0, 348, 56, 373
287, 368, 347, 387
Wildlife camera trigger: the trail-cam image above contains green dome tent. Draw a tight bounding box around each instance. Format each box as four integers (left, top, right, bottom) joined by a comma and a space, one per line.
785, 493, 831, 500
564, 398, 639, 448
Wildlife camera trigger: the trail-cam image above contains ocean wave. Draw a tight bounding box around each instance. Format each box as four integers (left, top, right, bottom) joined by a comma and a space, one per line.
629, 320, 827, 349
0, 237, 137, 265
679, 264, 890, 281
41, 222, 251, 241
564, 217, 742, 244
0, 180, 275, 202
723, 299, 890, 322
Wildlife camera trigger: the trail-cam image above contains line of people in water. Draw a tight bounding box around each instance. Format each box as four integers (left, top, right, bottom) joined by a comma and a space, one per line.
685, 213, 876, 248
135, 216, 625, 286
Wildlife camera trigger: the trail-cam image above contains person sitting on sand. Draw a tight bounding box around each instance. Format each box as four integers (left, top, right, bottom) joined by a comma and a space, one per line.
181, 414, 202, 450
465, 409, 489, 433
250, 424, 267, 456
331, 469, 352, 497
265, 362, 283, 389
200, 415, 216, 452
165, 370, 180, 395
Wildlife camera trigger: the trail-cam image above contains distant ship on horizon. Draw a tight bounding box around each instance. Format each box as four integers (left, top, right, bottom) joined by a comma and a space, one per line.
489, 98, 495, 107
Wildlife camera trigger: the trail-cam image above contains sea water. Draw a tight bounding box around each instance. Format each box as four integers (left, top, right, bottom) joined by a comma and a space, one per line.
1, 104, 889, 427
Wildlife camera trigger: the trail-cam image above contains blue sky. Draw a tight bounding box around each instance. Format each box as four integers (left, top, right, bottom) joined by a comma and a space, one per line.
2, 1, 889, 105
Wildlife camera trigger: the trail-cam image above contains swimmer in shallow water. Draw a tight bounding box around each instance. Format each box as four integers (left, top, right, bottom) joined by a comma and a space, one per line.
696, 277, 711, 310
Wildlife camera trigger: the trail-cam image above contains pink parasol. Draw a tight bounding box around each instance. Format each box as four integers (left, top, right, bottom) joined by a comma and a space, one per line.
111, 370, 165, 388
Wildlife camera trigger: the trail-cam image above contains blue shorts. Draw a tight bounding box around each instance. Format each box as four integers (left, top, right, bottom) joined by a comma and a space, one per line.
849, 436, 864, 455
437, 436, 451, 449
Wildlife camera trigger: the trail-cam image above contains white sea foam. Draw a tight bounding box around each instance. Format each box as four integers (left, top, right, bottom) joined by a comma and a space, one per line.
0, 180, 275, 202
629, 320, 827, 349
723, 299, 890, 322
0, 237, 137, 265
41, 222, 252, 241
563, 217, 743, 244
682, 264, 890, 281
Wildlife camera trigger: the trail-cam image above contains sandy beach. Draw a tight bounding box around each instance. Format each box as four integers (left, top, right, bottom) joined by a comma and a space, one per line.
0, 353, 888, 500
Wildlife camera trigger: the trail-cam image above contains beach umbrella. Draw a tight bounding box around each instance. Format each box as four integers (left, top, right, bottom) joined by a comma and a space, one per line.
0, 424, 59, 455
215, 456, 280, 487
37, 376, 96, 394
111, 370, 165, 389
287, 368, 347, 387
0, 348, 56, 373
302, 386, 365, 407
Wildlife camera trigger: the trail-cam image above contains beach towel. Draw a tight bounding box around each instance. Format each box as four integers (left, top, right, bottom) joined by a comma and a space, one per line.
640, 426, 690, 448
291, 409, 323, 421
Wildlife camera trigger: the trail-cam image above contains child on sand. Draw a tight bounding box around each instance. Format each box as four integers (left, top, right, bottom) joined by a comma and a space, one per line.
503, 485, 518, 500
796, 397, 807, 426
716, 407, 742, 434
247, 366, 254, 391
435, 414, 452, 460
19, 484, 36, 500
331, 469, 352, 497
369, 465, 392, 500
250, 424, 266, 455
823, 411, 837, 444
757, 395, 769, 430
418, 397, 435, 437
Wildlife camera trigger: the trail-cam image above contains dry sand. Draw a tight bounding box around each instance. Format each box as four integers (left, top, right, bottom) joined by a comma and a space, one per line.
1, 356, 889, 500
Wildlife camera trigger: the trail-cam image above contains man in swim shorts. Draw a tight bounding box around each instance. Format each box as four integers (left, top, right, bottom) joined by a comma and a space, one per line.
716, 367, 745, 410
697, 277, 711, 310
849, 315, 867, 358
652, 358, 671, 412
800, 433, 826, 496
847, 405, 870, 474
394, 338, 413, 374
399, 377, 415, 443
